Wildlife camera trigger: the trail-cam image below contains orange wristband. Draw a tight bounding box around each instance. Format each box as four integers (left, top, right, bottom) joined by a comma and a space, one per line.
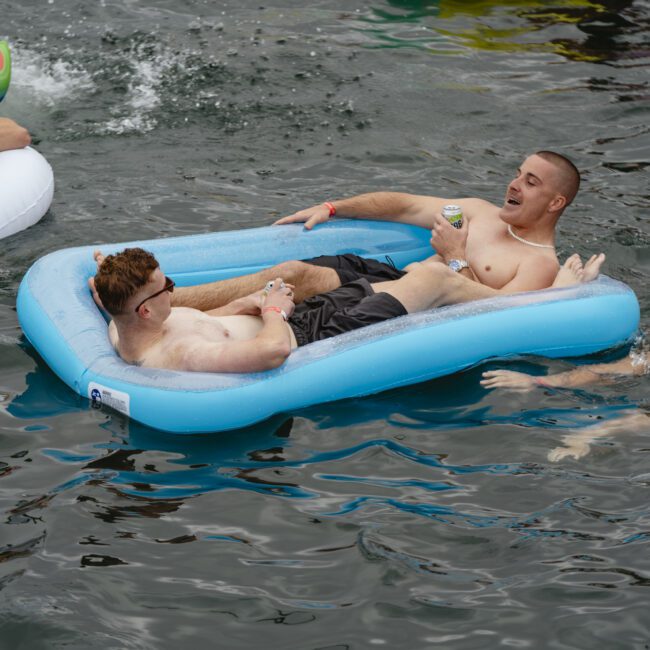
262, 306, 288, 321
323, 201, 336, 217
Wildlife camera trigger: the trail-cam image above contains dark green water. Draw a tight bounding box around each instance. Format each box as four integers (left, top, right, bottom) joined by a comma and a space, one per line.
1, 1, 649, 648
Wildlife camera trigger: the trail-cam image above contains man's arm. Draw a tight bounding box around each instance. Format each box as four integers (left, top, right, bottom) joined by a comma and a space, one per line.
0, 118, 31, 152
424, 209, 480, 282
178, 315, 293, 373
275, 194, 491, 231
204, 288, 269, 317
496, 256, 559, 294
481, 356, 637, 391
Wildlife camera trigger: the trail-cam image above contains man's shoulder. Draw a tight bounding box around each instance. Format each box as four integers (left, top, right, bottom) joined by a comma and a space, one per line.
169, 305, 203, 318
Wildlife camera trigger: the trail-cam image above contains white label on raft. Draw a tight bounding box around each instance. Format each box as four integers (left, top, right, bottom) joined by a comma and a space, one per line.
88, 382, 131, 417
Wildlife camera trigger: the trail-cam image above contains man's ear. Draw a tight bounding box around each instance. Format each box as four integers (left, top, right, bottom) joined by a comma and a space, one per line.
135, 304, 152, 319
549, 194, 567, 214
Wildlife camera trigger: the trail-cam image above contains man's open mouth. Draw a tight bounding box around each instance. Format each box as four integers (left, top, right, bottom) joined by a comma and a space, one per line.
507, 197, 521, 205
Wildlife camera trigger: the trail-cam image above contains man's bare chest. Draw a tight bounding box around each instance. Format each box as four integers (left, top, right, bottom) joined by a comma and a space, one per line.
465, 224, 522, 289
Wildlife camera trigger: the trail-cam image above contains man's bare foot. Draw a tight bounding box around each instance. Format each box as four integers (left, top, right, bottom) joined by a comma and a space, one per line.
551, 253, 584, 288
581, 253, 605, 282
551, 252, 606, 289
93, 249, 106, 269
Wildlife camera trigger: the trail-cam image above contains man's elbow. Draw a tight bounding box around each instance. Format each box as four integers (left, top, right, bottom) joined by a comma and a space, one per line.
261, 340, 292, 370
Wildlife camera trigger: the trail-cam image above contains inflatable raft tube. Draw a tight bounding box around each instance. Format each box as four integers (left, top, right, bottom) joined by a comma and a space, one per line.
0, 147, 54, 240
17, 221, 640, 433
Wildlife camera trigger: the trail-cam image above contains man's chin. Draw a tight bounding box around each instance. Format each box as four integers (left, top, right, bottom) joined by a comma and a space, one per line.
498, 205, 517, 222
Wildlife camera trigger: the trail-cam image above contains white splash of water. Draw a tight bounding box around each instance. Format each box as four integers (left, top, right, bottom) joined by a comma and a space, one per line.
630, 332, 650, 375
10, 46, 95, 105
98, 49, 182, 135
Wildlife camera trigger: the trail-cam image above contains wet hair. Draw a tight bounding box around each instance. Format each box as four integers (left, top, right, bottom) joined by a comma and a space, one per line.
535, 150, 581, 206
94, 247, 159, 315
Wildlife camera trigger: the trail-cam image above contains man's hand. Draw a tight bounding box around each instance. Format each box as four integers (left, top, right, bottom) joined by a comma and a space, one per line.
262, 277, 296, 319
548, 441, 590, 462
231, 288, 269, 315
274, 204, 331, 230
481, 369, 539, 391
429, 211, 468, 262
0, 117, 31, 152
228, 280, 297, 316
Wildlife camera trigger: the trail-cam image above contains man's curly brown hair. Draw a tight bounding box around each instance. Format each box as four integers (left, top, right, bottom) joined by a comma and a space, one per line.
94, 248, 159, 315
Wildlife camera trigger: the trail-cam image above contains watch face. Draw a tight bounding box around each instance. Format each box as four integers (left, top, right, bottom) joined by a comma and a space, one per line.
449, 260, 461, 272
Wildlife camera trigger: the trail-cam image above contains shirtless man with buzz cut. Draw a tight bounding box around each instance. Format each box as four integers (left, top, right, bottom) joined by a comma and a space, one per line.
169, 150, 583, 312
92, 246, 604, 374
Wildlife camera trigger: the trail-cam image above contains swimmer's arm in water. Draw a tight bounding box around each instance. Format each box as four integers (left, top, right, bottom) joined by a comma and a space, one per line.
0, 118, 31, 152
481, 356, 637, 391
548, 410, 649, 461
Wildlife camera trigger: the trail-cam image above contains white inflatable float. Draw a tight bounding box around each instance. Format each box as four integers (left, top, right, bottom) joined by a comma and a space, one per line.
17, 221, 640, 434
0, 146, 54, 239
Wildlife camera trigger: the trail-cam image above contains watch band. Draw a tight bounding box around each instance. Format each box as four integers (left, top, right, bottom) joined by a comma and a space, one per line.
262, 306, 288, 321
448, 259, 469, 272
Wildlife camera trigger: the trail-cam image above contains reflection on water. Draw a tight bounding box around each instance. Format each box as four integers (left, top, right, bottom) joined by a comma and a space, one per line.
7, 347, 646, 513
3, 347, 650, 647
360, 0, 649, 65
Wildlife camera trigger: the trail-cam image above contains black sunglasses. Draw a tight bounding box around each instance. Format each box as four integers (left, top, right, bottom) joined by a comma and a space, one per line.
134, 276, 175, 313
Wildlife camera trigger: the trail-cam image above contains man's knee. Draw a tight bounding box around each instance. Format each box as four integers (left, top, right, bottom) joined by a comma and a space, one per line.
271, 259, 340, 300
272, 259, 312, 283
406, 261, 453, 284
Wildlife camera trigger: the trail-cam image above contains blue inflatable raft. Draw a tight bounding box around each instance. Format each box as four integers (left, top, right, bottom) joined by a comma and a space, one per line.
17, 221, 640, 433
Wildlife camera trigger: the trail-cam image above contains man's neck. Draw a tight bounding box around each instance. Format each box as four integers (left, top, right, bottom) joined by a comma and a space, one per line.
506, 223, 555, 249
502, 210, 558, 248
113, 318, 166, 363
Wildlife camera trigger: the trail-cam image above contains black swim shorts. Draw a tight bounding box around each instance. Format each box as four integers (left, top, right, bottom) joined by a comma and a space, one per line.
288, 278, 407, 347
303, 253, 407, 285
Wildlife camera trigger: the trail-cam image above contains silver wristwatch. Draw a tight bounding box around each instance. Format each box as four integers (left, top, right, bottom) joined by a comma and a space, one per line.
448, 259, 469, 273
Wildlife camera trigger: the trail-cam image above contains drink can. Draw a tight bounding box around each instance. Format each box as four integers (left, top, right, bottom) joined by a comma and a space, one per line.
264, 280, 286, 292
442, 204, 463, 229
